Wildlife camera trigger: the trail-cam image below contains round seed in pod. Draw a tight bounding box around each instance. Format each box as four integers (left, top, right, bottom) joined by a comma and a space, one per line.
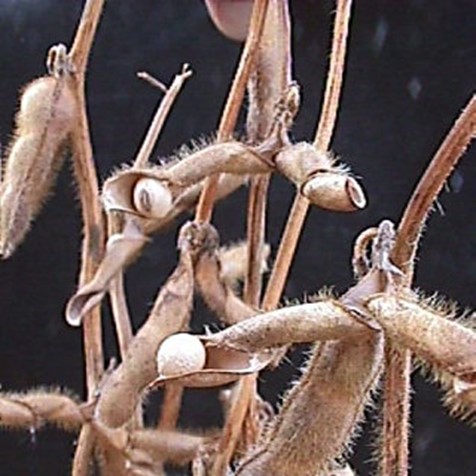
156, 333, 206, 377
132, 177, 172, 218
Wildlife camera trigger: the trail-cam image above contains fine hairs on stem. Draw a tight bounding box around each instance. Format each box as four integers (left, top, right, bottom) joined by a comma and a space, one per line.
0, 2, 475, 476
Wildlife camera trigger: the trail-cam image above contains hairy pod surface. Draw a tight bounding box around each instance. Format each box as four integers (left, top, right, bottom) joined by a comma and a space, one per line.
0, 76, 76, 258
206, 299, 368, 352
0, 390, 83, 431
95, 250, 194, 428
302, 172, 367, 212
102, 142, 264, 219
367, 295, 476, 383
236, 333, 383, 476
275, 142, 367, 212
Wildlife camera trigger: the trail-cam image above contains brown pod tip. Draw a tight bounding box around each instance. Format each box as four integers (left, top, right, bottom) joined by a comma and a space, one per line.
302, 172, 367, 212
204, 0, 253, 42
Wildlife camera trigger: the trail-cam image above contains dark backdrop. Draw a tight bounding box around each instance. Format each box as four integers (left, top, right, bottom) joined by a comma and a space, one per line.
0, 1, 475, 475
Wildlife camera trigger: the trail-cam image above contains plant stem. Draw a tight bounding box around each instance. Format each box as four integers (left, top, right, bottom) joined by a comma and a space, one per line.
212, 174, 269, 476
68, 0, 107, 473
394, 95, 476, 276
379, 95, 476, 476
107, 213, 134, 356
262, 0, 353, 310
158, 384, 184, 430
195, 0, 270, 223
70, 0, 106, 75
134, 65, 192, 168
244, 175, 270, 305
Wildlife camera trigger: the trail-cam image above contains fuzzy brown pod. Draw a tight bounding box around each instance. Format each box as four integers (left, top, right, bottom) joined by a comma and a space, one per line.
366, 295, 476, 385
65, 218, 148, 326
100, 171, 246, 246
0, 389, 84, 431
0, 75, 76, 258
102, 142, 271, 219
246, 0, 294, 142
148, 340, 273, 389
206, 298, 368, 353
275, 142, 367, 212
217, 241, 270, 289
93, 421, 206, 468
95, 233, 195, 428
236, 333, 383, 476
193, 226, 261, 325
233, 224, 400, 475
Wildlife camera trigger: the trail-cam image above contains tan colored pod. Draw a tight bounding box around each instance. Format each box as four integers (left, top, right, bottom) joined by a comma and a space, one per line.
17, 76, 75, 136
275, 142, 332, 185
102, 141, 268, 218
302, 172, 367, 212
0, 76, 76, 258
102, 168, 171, 217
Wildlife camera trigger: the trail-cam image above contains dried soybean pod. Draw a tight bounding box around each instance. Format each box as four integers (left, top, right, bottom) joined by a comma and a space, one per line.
0, 60, 76, 258
236, 334, 383, 476
193, 223, 259, 325
95, 223, 195, 428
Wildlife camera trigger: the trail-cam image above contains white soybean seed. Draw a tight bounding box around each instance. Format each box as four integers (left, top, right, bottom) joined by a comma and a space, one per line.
156, 333, 207, 377
132, 178, 172, 218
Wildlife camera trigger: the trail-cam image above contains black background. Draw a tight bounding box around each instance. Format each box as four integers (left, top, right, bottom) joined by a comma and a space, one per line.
0, 1, 475, 475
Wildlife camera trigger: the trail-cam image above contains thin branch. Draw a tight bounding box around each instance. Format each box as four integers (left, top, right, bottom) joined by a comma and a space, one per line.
134, 65, 193, 168
244, 176, 270, 305
157, 384, 183, 430
137, 71, 168, 93
107, 212, 134, 356
70, 0, 106, 75
67, 0, 107, 473
394, 95, 476, 276
379, 95, 476, 476
194, 0, 270, 223
212, 175, 269, 475
262, 0, 353, 310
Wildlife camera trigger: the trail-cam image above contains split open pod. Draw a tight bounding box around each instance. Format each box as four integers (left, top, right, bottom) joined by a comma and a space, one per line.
149, 333, 273, 389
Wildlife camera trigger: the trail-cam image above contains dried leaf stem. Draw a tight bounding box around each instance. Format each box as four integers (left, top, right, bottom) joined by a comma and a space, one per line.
68, 0, 106, 394
107, 212, 134, 357
195, 0, 270, 223
134, 65, 193, 168
262, 0, 353, 310
394, 95, 476, 276
379, 95, 476, 476
67, 0, 107, 473
211, 176, 269, 476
